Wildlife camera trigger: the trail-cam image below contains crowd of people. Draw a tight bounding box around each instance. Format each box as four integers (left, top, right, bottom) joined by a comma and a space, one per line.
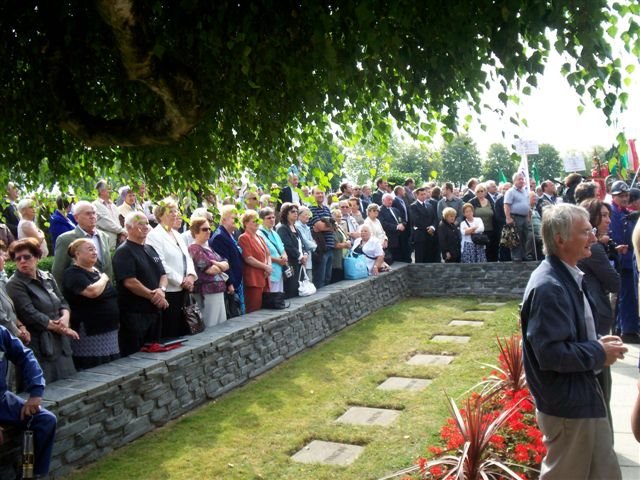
1, 170, 640, 476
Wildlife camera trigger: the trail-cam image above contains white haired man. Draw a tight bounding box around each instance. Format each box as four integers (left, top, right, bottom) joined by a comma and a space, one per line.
521, 203, 627, 479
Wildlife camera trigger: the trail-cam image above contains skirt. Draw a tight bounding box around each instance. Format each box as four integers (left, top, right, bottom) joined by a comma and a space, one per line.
195, 292, 227, 328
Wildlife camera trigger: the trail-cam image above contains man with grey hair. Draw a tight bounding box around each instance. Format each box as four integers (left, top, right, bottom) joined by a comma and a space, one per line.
52, 201, 113, 287
503, 172, 530, 261
93, 179, 127, 250
521, 203, 627, 479
113, 212, 169, 355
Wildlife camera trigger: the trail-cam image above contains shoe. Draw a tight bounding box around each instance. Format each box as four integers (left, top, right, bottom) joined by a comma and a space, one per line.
621, 333, 640, 344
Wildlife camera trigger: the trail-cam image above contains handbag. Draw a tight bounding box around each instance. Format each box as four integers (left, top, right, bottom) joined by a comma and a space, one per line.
182, 294, 205, 334
343, 251, 369, 279
262, 291, 287, 309
464, 220, 490, 246
225, 292, 242, 318
298, 266, 316, 297
500, 223, 521, 249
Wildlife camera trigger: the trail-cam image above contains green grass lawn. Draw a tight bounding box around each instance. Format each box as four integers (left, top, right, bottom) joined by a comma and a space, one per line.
68, 297, 520, 480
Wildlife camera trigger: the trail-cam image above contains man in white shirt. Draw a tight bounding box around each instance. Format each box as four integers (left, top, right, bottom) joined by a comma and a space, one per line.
93, 179, 127, 250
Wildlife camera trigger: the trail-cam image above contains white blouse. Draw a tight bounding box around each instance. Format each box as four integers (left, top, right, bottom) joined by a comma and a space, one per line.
460, 217, 485, 244
146, 225, 196, 292
364, 217, 388, 244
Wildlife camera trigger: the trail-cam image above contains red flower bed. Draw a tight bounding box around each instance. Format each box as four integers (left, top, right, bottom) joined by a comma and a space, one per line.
403, 335, 545, 480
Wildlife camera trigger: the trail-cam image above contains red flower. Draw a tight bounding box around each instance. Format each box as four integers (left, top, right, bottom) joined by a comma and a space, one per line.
514, 444, 530, 462
428, 446, 444, 455
429, 465, 444, 476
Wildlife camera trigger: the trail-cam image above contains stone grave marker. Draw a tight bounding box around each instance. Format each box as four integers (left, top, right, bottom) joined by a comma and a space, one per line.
377, 377, 432, 391
407, 354, 454, 366
291, 440, 364, 466
431, 335, 471, 344
335, 406, 401, 426
448, 320, 484, 327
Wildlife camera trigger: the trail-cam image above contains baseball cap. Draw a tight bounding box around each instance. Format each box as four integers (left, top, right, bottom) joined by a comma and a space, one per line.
611, 181, 630, 195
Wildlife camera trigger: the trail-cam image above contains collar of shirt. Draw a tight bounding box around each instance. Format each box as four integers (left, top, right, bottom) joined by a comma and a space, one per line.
561, 260, 585, 289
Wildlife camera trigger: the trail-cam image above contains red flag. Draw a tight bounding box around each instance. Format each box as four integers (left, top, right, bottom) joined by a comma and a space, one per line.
629, 139, 639, 171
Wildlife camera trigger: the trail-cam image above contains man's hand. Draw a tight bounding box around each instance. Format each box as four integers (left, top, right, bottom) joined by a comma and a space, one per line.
20, 397, 42, 420
600, 335, 628, 366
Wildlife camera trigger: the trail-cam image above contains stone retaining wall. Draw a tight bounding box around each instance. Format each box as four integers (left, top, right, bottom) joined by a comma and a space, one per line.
0, 261, 537, 478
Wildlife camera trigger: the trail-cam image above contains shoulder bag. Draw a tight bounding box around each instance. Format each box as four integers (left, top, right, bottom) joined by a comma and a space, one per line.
298, 266, 316, 297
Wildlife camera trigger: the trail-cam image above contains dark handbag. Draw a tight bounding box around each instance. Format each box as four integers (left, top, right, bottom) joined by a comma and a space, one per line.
464, 220, 490, 246
182, 294, 205, 334
262, 291, 287, 309
471, 233, 490, 246
225, 292, 242, 318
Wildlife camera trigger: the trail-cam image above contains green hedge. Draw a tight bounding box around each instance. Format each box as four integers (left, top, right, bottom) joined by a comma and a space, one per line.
4, 256, 54, 277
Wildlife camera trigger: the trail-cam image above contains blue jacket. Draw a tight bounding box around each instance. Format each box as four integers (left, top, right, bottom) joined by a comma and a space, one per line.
0, 325, 45, 397
521, 255, 607, 419
610, 202, 633, 270
49, 210, 77, 252
209, 226, 243, 290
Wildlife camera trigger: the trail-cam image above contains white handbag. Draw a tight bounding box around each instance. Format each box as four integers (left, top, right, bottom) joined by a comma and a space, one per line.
298, 266, 316, 297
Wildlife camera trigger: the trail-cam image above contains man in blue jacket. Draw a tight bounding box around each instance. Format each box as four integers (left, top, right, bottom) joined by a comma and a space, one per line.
521, 203, 627, 479
0, 325, 57, 478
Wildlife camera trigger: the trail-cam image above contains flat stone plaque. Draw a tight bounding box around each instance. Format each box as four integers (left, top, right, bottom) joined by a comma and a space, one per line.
335, 406, 401, 426
464, 309, 494, 314
448, 320, 484, 327
407, 354, 454, 366
479, 302, 506, 307
291, 440, 364, 466
432, 335, 471, 344
377, 377, 432, 391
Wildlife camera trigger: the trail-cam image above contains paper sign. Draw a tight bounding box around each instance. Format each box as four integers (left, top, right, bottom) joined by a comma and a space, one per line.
563, 154, 586, 172
515, 140, 539, 155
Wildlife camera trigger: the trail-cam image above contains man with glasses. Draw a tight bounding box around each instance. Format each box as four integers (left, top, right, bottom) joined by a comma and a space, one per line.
52, 201, 113, 287
112, 212, 169, 356
521, 203, 627, 479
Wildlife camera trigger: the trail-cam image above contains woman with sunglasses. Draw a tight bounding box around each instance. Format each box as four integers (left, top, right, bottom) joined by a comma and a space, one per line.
188, 217, 229, 327
277, 202, 308, 298
6, 238, 79, 383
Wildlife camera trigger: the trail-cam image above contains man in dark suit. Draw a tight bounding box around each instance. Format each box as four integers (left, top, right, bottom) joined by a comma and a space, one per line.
404, 178, 416, 204
1, 182, 20, 238
278, 173, 301, 206
410, 187, 439, 263
392, 186, 412, 262
52, 201, 113, 287
371, 178, 388, 206
379, 193, 407, 263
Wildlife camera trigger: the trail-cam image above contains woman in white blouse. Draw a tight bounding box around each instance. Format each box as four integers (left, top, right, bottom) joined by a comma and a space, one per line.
363, 203, 388, 248
460, 203, 487, 264
145, 198, 197, 338
17, 198, 49, 257
350, 225, 387, 276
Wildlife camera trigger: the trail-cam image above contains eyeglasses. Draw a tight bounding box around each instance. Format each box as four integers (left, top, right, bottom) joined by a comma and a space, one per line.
200, 227, 211, 232
290, 210, 299, 214
340, 205, 349, 209
14, 254, 34, 262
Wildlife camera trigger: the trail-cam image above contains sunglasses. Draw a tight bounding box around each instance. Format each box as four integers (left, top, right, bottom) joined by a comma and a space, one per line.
15, 254, 34, 262
200, 227, 211, 232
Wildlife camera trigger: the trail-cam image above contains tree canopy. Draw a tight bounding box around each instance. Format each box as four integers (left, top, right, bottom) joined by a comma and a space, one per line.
1, 1, 638, 189
441, 135, 482, 186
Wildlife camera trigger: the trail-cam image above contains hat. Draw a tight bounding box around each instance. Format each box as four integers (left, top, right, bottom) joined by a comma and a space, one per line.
611, 180, 630, 195
629, 188, 640, 203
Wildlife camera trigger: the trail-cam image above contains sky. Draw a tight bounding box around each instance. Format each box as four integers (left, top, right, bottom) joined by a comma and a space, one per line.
463, 48, 640, 159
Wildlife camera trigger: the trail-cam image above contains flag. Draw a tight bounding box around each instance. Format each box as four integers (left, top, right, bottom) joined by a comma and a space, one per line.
531, 162, 540, 185
517, 154, 530, 192
629, 139, 639, 171
498, 169, 508, 184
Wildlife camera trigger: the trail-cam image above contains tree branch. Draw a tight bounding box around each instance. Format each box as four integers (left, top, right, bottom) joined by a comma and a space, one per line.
50, 0, 202, 147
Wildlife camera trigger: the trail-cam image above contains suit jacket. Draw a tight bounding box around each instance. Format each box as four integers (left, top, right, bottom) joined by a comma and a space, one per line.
209, 225, 243, 289
392, 197, 410, 224
238, 232, 270, 288
52, 226, 113, 288
410, 200, 438, 243
1, 201, 19, 238
371, 190, 385, 206
379, 206, 405, 248
279, 186, 293, 205
404, 187, 416, 204
93, 199, 126, 250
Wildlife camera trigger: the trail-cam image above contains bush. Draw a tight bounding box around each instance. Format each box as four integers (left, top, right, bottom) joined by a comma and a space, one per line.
4, 256, 54, 277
